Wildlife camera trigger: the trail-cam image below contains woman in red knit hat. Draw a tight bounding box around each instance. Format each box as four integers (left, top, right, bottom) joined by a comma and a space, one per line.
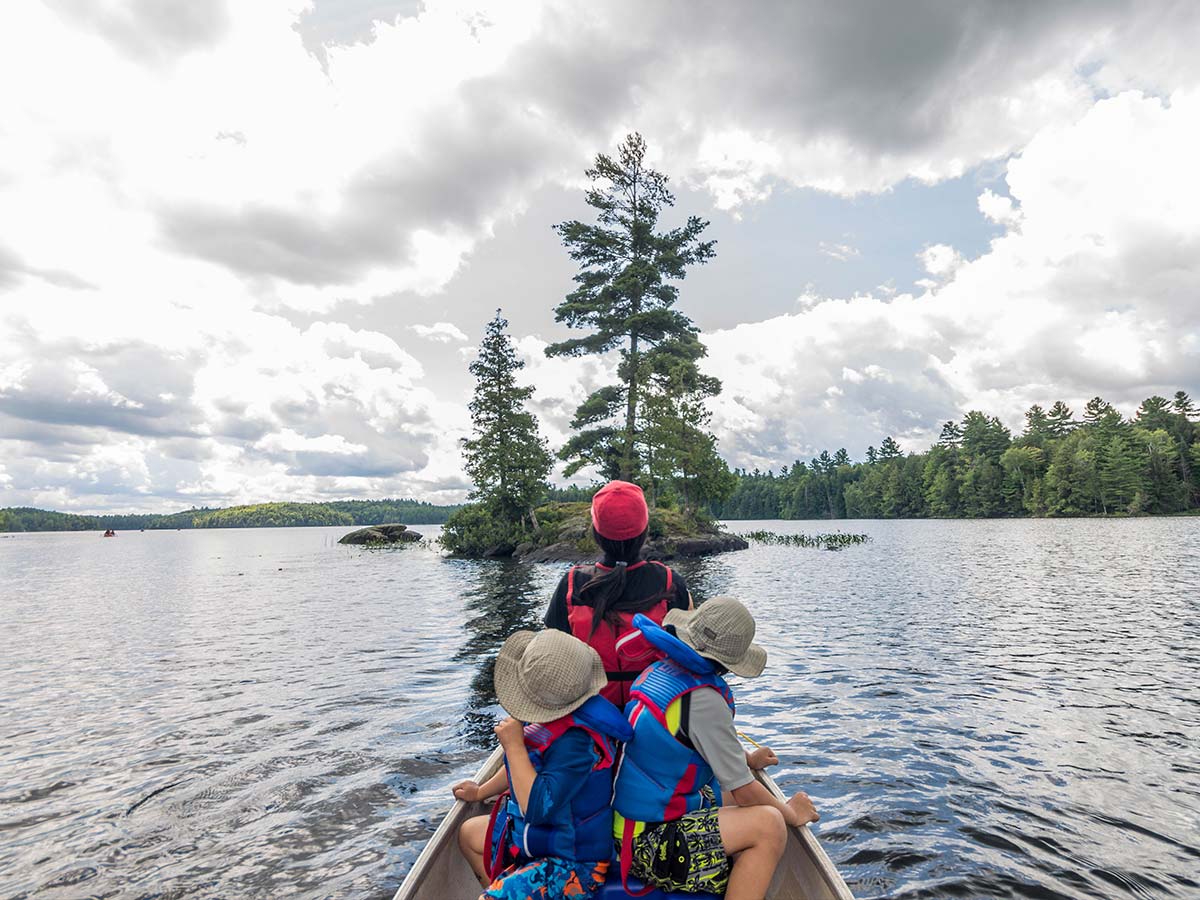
543, 480, 692, 708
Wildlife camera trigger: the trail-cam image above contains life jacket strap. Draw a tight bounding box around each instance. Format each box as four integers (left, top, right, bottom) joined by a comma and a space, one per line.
619, 817, 655, 897
483, 790, 514, 881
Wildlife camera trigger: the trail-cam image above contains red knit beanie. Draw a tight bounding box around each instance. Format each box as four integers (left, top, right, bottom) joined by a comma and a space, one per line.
591, 480, 649, 541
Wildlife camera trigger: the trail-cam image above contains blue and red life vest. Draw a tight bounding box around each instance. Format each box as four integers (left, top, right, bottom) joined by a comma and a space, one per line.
485, 695, 633, 877
610, 614, 736, 894
566, 561, 674, 708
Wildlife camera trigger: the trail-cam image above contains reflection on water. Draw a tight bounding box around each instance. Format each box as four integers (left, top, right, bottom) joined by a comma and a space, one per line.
453, 559, 547, 747
1, 519, 1198, 899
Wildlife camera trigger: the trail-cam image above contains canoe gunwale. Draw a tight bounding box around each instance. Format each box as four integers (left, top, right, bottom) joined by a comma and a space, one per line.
392, 746, 504, 900
754, 766, 855, 900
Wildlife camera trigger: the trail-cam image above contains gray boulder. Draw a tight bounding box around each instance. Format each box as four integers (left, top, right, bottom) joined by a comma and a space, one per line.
338, 523, 423, 545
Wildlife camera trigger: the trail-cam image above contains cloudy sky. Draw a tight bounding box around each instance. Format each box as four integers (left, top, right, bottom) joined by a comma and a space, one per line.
2, 1, 1199, 512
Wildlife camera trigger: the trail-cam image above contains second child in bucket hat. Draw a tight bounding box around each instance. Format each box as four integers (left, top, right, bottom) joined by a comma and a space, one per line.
543, 480, 694, 709
610, 597, 820, 900
453, 630, 631, 899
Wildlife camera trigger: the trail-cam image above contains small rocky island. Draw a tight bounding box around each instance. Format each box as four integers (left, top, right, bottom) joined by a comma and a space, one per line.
446, 501, 748, 562
338, 523, 423, 545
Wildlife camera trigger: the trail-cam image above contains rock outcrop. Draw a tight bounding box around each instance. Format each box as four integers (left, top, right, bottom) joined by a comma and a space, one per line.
338, 523, 423, 545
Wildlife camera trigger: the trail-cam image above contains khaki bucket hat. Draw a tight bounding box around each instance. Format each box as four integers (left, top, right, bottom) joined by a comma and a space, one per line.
493, 629, 608, 723
663, 596, 767, 678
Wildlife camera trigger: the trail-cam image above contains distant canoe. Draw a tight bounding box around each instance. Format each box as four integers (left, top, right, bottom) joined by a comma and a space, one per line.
393, 746, 853, 900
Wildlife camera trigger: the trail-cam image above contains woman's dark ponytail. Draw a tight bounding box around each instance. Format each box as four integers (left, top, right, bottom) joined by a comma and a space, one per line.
579, 530, 647, 635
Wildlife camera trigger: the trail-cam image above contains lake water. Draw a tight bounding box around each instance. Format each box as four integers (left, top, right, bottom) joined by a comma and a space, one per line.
2, 519, 1198, 899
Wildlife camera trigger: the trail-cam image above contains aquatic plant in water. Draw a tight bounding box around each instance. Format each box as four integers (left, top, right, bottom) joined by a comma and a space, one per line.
738, 529, 870, 551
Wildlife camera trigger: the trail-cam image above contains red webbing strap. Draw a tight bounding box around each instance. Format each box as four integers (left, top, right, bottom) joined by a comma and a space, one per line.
566, 565, 579, 607
482, 791, 512, 881
620, 818, 655, 896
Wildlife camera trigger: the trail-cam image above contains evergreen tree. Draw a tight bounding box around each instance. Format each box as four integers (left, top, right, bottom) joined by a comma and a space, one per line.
709, 387, 1199, 521
1082, 396, 1123, 431
878, 436, 903, 460
937, 420, 962, 447
1000, 445, 1044, 512
1097, 431, 1142, 514
1046, 401, 1076, 437
462, 311, 552, 530
1136, 396, 1173, 432
1043, 431, 1101, 515
923, 445, 960, 516
1023, 404, 1051, 444
548, 133, 716, 481
1173, 390, 1196, 419
640, 335, 734, 514
1137, 428, 1185, 513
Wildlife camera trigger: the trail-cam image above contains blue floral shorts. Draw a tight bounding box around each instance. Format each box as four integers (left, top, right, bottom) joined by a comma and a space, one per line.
483, 856, 609, 899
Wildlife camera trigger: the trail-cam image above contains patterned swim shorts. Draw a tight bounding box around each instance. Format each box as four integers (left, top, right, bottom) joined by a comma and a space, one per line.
627, 805, 730, 895
483, 857, 609, 899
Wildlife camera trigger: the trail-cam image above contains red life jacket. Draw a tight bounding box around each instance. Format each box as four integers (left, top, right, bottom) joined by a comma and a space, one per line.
565, 560, 673, 708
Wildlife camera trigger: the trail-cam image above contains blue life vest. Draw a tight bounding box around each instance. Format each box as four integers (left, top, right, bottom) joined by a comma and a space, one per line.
486, 695, 632, 875
611, 614, 736, 825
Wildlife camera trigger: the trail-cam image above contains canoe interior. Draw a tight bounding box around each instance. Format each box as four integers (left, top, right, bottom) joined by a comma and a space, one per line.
394, 747, 853, 900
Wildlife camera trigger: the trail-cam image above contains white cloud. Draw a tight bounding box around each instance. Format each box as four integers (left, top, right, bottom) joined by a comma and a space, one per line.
698, 89, 1200, 465
411, 322, 470, 343
2, 3, 1199, 509
818, 241, 860, 262
915, 243, 966, 289
978, 188, 1022, 227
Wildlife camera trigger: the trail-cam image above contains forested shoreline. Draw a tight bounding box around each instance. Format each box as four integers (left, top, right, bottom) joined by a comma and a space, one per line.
715, 393, 1199, 520
0, 499, 460, 533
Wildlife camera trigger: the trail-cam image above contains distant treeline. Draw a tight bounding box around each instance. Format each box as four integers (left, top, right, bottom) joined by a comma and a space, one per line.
0, 499, 462, 533
714, 393, 1200, 520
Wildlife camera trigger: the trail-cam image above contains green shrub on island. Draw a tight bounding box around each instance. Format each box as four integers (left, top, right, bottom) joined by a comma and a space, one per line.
439, 498, 724, 559
439, 502, 531, 557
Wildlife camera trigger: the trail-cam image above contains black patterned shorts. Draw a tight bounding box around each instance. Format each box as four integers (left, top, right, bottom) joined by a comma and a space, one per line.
627, 805, 730, 895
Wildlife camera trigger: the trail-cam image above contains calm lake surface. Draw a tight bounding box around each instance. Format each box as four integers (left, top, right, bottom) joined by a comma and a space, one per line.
2, 519, 1198, 900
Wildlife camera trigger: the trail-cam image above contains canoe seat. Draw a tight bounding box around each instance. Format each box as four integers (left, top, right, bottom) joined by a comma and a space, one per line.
597, 874, 720, 900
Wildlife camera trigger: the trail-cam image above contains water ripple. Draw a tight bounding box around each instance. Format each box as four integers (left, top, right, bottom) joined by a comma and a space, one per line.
1, 519, 1197, 898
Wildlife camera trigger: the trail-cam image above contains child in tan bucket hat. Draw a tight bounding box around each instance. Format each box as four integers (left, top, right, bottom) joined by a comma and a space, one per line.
453, 629, 631, 899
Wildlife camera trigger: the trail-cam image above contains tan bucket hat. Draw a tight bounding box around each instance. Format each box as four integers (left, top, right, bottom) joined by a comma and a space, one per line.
493, 629, 608, 723
663, 596, 767, 678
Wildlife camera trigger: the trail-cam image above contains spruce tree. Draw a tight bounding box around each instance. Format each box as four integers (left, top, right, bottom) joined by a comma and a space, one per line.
462, 310, 552, 531
548, 133, 717, 481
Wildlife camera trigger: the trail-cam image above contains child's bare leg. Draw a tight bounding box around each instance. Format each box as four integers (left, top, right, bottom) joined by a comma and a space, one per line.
457, 815, 490, 887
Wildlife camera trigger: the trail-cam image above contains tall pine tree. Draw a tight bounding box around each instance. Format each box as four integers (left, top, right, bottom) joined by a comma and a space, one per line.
547, 133, 716, 481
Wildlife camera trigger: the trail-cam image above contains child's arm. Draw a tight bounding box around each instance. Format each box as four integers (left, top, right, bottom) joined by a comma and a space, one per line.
451, 767, 508, 803
495, 717, 536, 814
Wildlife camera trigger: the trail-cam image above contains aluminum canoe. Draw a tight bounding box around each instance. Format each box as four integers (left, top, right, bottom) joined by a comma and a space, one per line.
393, 746, 853, 899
